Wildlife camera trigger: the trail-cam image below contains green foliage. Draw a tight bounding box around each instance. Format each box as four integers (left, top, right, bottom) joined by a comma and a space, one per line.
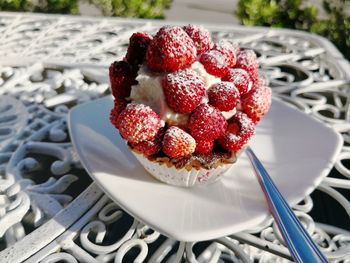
237, 0, 320, 31
0, 0, 171, 18
0, 0, 78, 14
33, 0, 79, 14
237, 0, 350, 61
314, 0, 350, 61
0, 0, 26, 10
91, 0, 172, 18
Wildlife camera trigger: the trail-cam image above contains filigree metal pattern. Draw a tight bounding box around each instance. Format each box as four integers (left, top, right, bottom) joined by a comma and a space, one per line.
0, 12, 349, 262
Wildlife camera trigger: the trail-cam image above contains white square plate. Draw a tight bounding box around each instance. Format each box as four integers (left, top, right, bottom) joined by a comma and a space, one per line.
68, 96, 342, 241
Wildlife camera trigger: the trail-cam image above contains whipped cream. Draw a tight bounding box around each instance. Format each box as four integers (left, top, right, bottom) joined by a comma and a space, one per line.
190, 62, 221, 89
129, 65, 188, 126
129, 62, 235, 125
129, 66, 167, 116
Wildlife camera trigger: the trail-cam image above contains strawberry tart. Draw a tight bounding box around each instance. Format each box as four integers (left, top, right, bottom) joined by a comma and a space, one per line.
109, 24, 272, 187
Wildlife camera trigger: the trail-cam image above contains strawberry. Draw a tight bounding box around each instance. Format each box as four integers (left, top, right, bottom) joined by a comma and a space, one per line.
109, 61, 137, 100
146, 26, 196, 72
110, 99, 127, 129
126, 32, 153, 65
218, 112, 255, 152
199, 50, 230, 78
213, 40, 239, 67
132, 128, 164, 156
223, 68, 252, 95
207, 81, 240, 111
235, 49, 259, 82
189, 103, 227, 141
252, 76, 268, 90
241, 86, 272, 123
162, 69, 205, 113
162, 126, 196, 158
183, 24, 212, 55
195, 138, 214, 154
117, 103, 161, 144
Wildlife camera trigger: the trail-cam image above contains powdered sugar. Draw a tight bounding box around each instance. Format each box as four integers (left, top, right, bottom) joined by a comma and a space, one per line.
146, 26, 197, 72
199, 50, 230, 78
183, 24, 212, 55
163, 126, 196, 158
195, 138, 214, 154
117, 103, 161, 144
236, 50, 259, 81
237, 50, 258, 66
213, 39, 239, 67
132, 127, 163, 156
223, 68, 252, 95
165, 69, 204, 99
207, 81, 240, 111
241, 86, 272, 122
189, 103, 227, 140
163, 68, 205, 113
218, 112, 255, 152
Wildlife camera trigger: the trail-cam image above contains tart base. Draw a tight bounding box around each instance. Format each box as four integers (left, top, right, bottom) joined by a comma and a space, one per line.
132, 151, 236, 187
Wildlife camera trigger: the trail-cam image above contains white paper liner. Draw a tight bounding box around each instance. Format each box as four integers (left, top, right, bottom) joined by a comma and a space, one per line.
132, 151, 235, 187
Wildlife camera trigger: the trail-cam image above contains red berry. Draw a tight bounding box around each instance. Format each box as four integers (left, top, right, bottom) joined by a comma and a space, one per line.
126, 32, 153, 65
146, 26, 196, 72
162, 126, 196, 158
235, 49, 259, 82
199, 50, 230, 78
213, 40, 239, 67
252, 76, 267, 90
218, 112, 255, 152
189, 103, 227, 141
241, 86, 272, 123
132, 128, 164, 156
110, 99, 127, 129
183, 24, 212, 55
195, 139, 214, 154
117, 103, 161, 144
109, 61, 137, 100
208, 81, 240, 111
223, 68, 252, 95
162, 69, 205, 113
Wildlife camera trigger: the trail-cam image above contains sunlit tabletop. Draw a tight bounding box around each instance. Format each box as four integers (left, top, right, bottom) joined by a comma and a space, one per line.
0, 12, 349, 263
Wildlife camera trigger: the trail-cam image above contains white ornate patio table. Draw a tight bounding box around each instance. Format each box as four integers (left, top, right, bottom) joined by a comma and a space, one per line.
0, 12, 349, 263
